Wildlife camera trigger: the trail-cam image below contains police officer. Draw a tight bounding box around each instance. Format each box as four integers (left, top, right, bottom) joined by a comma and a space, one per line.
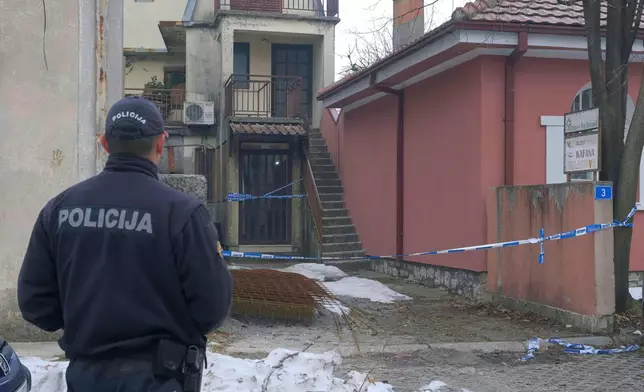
17, 96, 233, 391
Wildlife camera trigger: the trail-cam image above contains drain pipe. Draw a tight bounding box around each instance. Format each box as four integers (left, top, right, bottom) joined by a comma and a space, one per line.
371, 73, 405, 262
504, 31, 528, 185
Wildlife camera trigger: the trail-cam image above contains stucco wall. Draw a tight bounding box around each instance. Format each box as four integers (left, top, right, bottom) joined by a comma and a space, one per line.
342, 96, 398, 257
124, 0, 187, 49
510, 57, 644, 271
403, 59, 488, 271
0, 1, 96, 340
486, 183, 615, 320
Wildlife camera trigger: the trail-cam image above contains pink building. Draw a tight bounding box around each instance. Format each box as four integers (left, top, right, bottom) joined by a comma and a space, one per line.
316, 0, 644, 280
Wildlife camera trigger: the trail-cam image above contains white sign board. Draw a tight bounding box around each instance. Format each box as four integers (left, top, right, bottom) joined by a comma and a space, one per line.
564, 132, 599, 173
564, 107, 599, 134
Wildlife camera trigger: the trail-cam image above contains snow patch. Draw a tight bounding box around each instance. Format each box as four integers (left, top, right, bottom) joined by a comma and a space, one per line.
420, 380, 447, 391
630, 287, 642, 300
282, 263, 348, 281
323, 277, 412, 303
23, 349, 394, 392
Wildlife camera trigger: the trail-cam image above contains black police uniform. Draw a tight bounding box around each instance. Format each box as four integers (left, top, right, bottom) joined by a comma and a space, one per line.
17, 97, 233, 392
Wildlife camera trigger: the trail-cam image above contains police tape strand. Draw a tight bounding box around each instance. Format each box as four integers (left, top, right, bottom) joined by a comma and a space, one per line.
226, 179, 305, 202
221, 205, 637, 261
521, 338, 640, 361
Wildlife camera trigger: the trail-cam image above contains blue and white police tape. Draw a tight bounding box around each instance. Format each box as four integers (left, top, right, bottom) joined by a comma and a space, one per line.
221, 205, 637, 261
521, 337, 640, 361
226, 179, 305, 202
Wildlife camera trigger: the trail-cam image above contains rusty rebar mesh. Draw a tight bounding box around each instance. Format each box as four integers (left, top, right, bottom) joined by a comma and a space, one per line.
231, 269, 340, 322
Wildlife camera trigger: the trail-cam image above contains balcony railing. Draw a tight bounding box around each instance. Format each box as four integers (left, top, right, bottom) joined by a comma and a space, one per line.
124, 88, 186, 125
215, 0, 339, 17
225, 74, 302, 119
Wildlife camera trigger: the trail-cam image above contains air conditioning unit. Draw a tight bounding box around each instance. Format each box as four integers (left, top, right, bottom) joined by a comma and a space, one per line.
183, 101, 215, 125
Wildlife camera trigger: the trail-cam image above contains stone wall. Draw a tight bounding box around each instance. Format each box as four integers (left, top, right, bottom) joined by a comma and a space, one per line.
372, 260, 487, 298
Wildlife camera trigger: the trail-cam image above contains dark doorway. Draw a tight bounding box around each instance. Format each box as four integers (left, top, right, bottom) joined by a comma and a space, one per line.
272, 44, 313, 119
239, 146, 292, 244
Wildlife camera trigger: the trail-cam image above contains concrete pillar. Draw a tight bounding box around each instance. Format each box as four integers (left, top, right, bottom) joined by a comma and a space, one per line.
0, 0, 122, 341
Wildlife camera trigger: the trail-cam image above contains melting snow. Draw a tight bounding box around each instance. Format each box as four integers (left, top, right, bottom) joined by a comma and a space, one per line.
282, 263, 348, 281
23, 349, 395, 392
323, 277, 412, 303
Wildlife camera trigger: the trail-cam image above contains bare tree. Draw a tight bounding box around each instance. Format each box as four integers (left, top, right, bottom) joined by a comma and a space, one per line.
341, 1, 442, 75
571, 0, 644, 312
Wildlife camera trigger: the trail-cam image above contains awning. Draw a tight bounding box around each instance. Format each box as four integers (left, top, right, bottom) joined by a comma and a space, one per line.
230, 122, 307, 136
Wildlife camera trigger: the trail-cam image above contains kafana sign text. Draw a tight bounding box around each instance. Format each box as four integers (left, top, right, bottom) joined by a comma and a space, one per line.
564, 132, 599, 173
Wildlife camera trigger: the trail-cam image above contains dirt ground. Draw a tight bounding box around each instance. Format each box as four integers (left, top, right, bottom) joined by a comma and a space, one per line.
214, 265, 583, 356
213, 264, 644, 391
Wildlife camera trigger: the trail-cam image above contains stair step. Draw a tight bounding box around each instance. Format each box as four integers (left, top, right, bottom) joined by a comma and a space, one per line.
323, 232, 359, 242
310, 158, 334, 167
309, 138, 327, 146
315, 178, 341, 187
322, 241, 363, 253
317, 185, 343, 193
323, 248, 366, 256
310, 164, 336, 172
309, 145, 329, 153
323, 216, 352, 226
322, 224, 356, 235
322, 202, 345, 211
320, 194, 344, 203
323, 208, 348, 218
308, 151, 331, 159
314, 173, 339, 182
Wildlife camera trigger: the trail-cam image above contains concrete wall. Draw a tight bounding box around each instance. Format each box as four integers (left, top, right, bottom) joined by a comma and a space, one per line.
486, 183, 615, 332
0, 0, 97, 340
125, 54, 187, 89
124, 0, 187, 49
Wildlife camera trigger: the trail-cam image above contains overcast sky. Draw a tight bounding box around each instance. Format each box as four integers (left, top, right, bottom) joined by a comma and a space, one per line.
334, 0, 468, 80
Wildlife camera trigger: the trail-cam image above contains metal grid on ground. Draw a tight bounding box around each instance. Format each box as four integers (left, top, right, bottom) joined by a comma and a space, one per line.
231, 269, 341, 322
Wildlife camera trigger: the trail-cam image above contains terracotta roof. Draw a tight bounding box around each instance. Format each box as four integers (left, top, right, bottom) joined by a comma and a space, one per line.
453, 0, 643, 28
230, 122, 307, 136
319, 0, 637, 99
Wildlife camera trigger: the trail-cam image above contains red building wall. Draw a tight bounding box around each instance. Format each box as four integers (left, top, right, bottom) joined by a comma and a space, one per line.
320, 55, 644, 272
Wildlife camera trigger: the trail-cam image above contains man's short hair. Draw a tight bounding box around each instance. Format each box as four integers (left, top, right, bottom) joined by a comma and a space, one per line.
105, 133, 158, 157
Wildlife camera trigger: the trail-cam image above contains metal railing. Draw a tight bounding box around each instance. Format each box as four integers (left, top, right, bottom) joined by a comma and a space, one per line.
215, 0, 339, 17
302, 147, 323, 245
124, 88, 185, 124
224, 74, 302, 119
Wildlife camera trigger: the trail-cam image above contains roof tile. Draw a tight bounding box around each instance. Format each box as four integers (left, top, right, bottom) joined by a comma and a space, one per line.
230, 122, 307, 136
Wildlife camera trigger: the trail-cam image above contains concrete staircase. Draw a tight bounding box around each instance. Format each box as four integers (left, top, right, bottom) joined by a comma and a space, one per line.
307, 129, 366, 259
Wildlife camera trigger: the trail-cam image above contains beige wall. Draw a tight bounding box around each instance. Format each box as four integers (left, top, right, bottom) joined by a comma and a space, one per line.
213, 16, 336, 128
124, 0, 187, 49
125, 54, 186, 89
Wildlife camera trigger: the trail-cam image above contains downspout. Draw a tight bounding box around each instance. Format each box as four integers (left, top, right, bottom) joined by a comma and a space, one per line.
504, 32, 528, 185
370, 73, 405, 262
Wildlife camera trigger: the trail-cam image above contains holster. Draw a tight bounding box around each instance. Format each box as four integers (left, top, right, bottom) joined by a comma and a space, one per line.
154, 340, 204, 392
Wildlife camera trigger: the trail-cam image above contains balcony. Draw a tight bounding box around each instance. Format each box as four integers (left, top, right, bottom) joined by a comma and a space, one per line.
124, 88, 186, 125
225, 74, 303, 119
215, 0, 339, 18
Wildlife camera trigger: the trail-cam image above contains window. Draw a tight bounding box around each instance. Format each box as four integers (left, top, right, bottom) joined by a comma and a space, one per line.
569, 86, 596, 182
233, 43, 250, 89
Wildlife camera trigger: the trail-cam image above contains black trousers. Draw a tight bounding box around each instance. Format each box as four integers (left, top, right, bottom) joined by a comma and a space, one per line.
66, 358, 184, 392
